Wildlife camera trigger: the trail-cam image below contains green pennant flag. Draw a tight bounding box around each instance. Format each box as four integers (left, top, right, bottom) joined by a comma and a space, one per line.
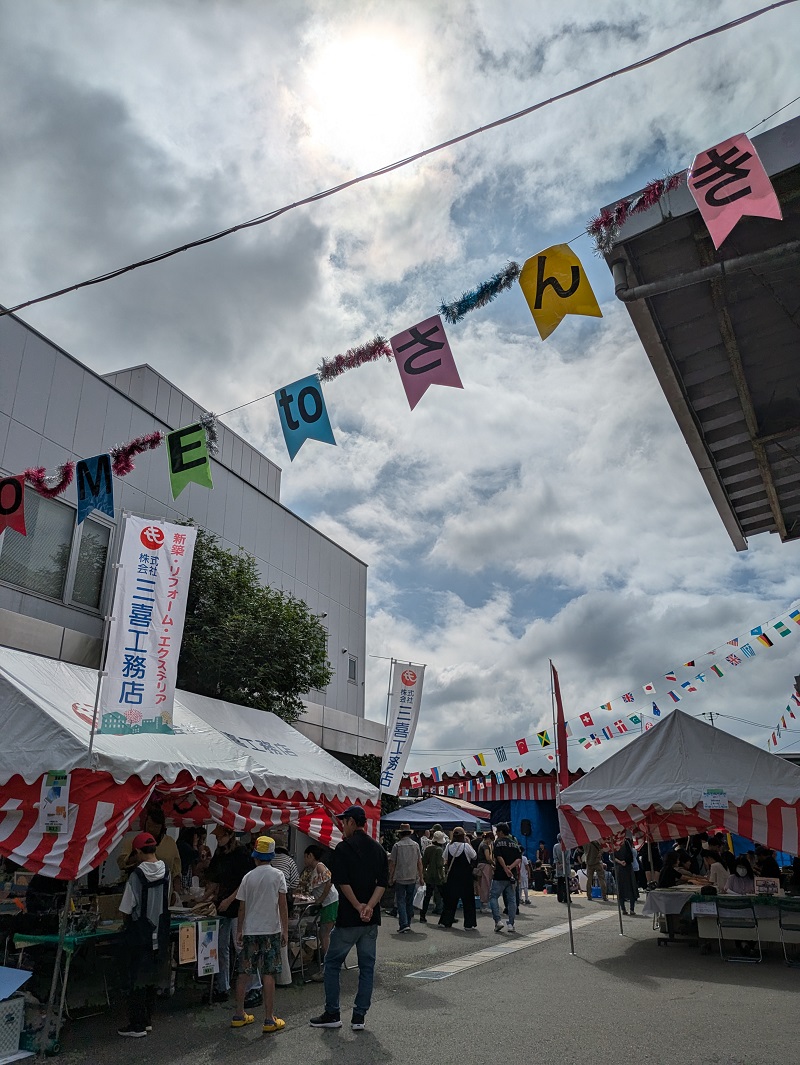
167, 422, 213, 499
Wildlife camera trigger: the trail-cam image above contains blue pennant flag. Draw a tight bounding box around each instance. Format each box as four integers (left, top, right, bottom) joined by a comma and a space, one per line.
76, 454, 114, 524
652, 702, 661, 717
275, 375, 336, 461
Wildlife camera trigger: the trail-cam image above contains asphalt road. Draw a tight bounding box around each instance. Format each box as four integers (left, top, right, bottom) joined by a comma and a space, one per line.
46, 895, 799, 1064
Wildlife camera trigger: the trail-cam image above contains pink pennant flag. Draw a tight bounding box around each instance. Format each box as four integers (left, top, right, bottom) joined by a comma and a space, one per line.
390, 315, 463, 411
688, 134, 782, 249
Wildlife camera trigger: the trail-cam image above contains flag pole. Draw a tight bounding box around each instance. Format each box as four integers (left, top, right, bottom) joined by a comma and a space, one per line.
551, 660, 575, 956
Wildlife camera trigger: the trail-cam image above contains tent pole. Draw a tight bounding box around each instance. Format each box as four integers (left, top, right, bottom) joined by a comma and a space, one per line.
613, 859, 625, 935
39, 878, 75, 1056
551, 664, 575, 954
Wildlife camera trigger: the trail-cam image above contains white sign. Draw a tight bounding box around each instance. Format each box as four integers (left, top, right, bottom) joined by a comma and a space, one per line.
702, 787, 729, 810
100, 516, 196, 734
38, 771, 71, 835
380, 661, 425, 795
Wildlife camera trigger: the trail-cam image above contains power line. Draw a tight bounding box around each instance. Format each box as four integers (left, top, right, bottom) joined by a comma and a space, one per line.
1, 1, 796, 321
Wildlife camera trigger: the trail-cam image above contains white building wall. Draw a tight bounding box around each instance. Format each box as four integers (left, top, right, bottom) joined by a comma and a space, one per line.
0, 312, 374, 747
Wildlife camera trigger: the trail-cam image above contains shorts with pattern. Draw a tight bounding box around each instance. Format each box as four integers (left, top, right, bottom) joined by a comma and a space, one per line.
236, 933, 282, 977
319, 900, 338, 924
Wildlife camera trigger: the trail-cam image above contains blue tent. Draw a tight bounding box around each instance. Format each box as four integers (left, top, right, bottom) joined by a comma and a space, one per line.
381, 795, 490, 830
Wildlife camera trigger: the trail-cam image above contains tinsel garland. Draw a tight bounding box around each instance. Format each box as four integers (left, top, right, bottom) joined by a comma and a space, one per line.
110, 430, 165, 477
23, 463, 75, 499
439, 261, 521, 324
199, 411, 219, 455
318, 336, 393, 382
588, 170, 686, 254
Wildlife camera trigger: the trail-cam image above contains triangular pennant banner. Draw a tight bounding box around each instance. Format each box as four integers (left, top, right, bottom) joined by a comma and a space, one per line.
0, 475, 27, 536
518, 244, 602, 340
76, 454, 114, 524
275, 374, 336, 461
390, 314, 463, 411
167, 422, 214, 498
688, 134, 782, 249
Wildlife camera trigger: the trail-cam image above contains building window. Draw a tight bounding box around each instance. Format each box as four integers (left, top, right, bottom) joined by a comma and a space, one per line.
0, 488, 111, 611
348, 655, 357, 683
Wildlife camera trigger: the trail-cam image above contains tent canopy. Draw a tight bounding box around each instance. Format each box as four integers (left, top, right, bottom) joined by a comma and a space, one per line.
381, 795, 490, 828
0, 647, 379, 878
558, 710, 800, 855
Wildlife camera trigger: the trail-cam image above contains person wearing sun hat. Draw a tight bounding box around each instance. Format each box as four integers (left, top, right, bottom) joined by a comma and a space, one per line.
388, 823, 424, 933
229, 836, 289, 1035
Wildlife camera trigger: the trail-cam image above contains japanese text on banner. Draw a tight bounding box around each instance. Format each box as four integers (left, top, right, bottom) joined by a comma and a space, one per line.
380, 662, 425, 795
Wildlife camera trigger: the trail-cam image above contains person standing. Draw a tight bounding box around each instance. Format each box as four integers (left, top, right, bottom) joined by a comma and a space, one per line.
613, 836, 640, 916
420, 830, 446, 923
440, 828, 478, 929
489, 824, 521, 933
117, 833, 171, 1038
230, 836, 288, 1035
202, 825, 255, 1004
118, 807, 181, 886
310, 806, 389, 1032
475, 831, 495, 914
552, 834, 570, 903
584, 838, 608, 901
388, 823, 423, 933
518, 851, 531, 905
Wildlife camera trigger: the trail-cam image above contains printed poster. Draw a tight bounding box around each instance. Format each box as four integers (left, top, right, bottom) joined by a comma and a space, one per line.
197, 919, 219, 977
38, 771, 71, 835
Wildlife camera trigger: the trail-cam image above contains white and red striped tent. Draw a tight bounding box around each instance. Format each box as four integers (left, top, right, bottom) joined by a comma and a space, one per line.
0, 647, 380, 879
558, 709, 800, 855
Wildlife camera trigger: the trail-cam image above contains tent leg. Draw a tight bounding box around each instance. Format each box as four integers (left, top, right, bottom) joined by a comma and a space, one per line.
39, 879, 74, 1057
614, 868, 625, 936
563, 845, 576, 954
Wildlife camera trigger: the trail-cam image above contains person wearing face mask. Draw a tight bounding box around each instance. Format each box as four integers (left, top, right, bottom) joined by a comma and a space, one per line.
726, 857, 756, 895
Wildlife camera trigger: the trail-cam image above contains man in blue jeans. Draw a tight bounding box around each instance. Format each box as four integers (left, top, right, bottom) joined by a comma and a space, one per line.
309, 806, 388, 1032
489, 823, 522, 933
388, 823, 424, 933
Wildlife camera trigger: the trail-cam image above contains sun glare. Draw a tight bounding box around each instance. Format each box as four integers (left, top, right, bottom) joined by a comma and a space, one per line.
305, 33, 428, 171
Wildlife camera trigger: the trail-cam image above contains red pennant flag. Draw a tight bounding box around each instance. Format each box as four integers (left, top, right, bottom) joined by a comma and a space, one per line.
515, 738, 529, 755
0, 475, 27, 536
505, 768, 518, 781
551, 661, 570, 792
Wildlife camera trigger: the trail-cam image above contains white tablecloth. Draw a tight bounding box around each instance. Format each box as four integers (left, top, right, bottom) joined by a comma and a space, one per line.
641, 889, 696, 917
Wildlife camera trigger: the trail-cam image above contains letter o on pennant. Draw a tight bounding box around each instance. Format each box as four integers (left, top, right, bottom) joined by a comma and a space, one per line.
0, 477, 22, 515
297, 385, 323, 424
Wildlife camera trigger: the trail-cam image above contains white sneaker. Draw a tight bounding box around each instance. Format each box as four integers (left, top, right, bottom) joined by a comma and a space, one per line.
494, 922, 505, 933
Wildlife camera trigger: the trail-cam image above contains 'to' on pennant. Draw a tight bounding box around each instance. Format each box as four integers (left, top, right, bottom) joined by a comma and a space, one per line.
0, 475, 27, 536
390, 314, 463, 411
167, 423, 214, 499
688, 133, 782, 249
275, 374, 336, 461
76, 454, 114, 524
519, 244, 602, 340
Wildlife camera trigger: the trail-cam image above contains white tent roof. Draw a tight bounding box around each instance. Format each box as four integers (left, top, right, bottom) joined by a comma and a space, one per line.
558, 710, 800, 853
0, 646, 377, 804
560, 709, 800, 811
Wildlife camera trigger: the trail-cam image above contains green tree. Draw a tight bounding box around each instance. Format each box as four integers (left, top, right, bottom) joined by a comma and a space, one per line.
177, 527, 333, 723
347, 754, 401, 816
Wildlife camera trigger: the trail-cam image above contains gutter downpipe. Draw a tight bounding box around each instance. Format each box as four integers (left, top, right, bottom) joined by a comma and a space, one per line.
611, 240, 800, 302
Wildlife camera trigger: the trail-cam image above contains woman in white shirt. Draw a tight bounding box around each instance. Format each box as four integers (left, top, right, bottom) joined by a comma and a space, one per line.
703, 850, 729, 893
725, 857, 756, 895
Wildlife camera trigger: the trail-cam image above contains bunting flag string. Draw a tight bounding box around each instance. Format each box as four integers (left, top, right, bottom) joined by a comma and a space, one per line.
439, 261, 521, 324
404, 603, 799, 785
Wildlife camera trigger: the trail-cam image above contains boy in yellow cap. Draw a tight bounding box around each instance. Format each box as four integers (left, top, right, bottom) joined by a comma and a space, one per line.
230, 835, 289, 1034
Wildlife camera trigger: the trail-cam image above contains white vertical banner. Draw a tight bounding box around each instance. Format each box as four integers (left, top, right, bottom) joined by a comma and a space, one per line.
380, 661, 425, 795
100, 516, 197, 734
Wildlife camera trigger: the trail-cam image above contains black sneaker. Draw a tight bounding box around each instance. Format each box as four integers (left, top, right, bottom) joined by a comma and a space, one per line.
351, 1012, 366, 1031
309, 1011, 342, 1029
117, 1025, 147, 1038
243, 990, 261, 1008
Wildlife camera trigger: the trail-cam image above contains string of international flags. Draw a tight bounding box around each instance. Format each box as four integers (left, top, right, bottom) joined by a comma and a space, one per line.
408, 604, 800, 786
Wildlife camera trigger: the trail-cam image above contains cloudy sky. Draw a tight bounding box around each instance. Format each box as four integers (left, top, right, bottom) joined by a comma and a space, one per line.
2, 1, 800, 775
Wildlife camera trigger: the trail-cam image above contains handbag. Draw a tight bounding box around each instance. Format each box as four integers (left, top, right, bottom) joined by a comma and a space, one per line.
413, 885, 426, 910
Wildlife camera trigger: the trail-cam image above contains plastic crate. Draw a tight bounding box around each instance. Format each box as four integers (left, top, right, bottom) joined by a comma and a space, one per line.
0, 995, 24, 1056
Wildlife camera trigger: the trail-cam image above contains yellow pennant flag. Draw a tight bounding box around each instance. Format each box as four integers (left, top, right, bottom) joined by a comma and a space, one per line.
519, 243, 602, 340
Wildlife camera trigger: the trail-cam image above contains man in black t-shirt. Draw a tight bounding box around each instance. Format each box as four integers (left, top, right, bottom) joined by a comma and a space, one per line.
310, 806, 388, 1033
203, 826, 255, 1002
488, 824, 522, 933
